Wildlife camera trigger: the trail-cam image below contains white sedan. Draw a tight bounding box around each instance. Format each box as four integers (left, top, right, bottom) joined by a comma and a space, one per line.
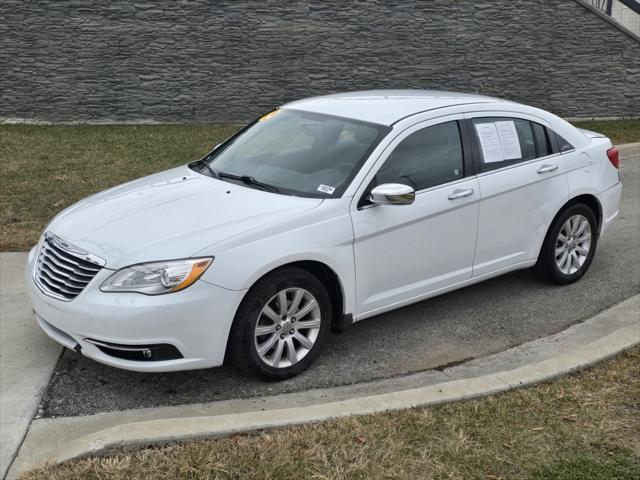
26, 90, 622, 379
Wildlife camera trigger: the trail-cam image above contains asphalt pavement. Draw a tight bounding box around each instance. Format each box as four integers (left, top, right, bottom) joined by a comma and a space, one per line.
40, 145, 640, 418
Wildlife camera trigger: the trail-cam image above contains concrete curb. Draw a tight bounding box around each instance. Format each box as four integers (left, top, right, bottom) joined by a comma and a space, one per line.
8, 295, 639, 478
54, 325, 640, 462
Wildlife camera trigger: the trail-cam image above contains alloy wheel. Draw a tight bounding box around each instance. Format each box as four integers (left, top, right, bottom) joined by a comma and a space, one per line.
253, 288, 322, 368
555, 214, 592, 275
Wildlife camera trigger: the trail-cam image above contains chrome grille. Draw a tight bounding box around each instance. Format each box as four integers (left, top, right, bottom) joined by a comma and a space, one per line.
34, 233, 105, 301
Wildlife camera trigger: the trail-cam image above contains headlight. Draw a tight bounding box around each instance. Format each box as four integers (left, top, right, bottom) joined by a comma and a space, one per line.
100, 258, 213, 295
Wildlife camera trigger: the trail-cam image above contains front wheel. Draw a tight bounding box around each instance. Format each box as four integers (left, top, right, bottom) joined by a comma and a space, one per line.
228, 267, 331, 380
534, 203, 599, 285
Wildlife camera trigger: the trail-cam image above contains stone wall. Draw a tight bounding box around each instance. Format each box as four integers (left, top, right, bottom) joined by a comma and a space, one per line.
1, 0, 638, 123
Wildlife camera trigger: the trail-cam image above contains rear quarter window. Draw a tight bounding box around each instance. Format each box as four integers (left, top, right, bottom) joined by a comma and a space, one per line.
554, 133, 575, 153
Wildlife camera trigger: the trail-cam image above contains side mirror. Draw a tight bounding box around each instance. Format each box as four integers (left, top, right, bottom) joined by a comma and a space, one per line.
370, 183, 415, 206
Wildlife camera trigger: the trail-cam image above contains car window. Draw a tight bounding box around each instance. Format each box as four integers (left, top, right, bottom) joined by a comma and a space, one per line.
555, 133, 575, 153
239, 114, 317, 156
206, 109, 390, 198
532, 123, 552, 158
374, 121, 464, 191
472, 117, 540, 172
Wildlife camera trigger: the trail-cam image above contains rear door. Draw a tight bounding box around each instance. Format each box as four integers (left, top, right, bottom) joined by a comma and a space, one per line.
468, 114, 569, 277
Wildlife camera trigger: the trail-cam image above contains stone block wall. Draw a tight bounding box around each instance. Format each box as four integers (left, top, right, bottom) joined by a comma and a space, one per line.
1, 0, 638, 122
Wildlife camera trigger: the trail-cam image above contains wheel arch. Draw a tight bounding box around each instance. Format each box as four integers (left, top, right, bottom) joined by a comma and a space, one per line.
565, 193, 603, 231
536, 193, 603, 261
235, 259, 350, 336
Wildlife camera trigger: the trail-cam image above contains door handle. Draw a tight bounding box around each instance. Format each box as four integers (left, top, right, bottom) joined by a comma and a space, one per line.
537, 164, 558, 174
447, 188, 474, 200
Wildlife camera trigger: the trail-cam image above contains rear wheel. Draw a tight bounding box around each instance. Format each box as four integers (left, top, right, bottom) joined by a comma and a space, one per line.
534, 203, 598, 285
228, 267, 331, 380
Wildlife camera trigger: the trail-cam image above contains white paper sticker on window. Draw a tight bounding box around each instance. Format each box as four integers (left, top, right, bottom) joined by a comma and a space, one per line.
475, 122, 503, 163
495, 120, 522, 160
317, 184, 335, 194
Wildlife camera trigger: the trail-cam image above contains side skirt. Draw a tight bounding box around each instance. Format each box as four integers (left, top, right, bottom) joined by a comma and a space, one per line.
354, 259, 537, 322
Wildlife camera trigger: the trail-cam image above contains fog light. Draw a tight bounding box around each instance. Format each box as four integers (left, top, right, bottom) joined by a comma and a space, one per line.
142, 348, 152, 359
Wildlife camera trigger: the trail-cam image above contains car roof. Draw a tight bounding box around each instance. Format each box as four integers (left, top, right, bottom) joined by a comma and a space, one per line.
281, 89, 505, 126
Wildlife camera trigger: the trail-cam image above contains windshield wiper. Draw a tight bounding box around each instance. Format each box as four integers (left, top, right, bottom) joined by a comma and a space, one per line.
217, 171, 280, 193
195, 159, 280, 193
197, 159, 219, 179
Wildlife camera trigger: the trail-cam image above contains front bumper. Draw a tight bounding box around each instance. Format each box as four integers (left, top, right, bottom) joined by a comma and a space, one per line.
26, 246, 246, 372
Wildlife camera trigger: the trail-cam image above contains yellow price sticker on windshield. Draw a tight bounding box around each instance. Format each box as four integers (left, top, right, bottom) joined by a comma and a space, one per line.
259, 109, 281, 122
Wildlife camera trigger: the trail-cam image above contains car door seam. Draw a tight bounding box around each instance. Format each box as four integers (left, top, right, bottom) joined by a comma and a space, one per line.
470, 177, 482, 277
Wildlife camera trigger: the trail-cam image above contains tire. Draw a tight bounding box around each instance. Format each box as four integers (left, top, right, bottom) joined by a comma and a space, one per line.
534, 203, 599, 285
228, 267, 332, 380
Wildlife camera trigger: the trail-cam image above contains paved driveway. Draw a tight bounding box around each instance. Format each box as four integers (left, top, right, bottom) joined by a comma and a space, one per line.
40, 146, 640, 418
0, 253, 61, 479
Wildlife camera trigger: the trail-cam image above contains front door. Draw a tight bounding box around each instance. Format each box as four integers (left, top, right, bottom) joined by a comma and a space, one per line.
350, 118, 480, 318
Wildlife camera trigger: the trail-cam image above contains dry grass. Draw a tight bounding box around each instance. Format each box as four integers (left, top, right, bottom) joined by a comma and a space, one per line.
572, 119, 640, 145
0, 124, 240, 250
22, 347, 640, 480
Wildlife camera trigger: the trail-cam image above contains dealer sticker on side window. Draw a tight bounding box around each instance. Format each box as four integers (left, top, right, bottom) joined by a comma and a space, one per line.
317, 184, 335, 195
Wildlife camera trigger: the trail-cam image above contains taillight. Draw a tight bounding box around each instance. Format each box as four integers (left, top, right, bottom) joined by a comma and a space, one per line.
607, 147, 619, 169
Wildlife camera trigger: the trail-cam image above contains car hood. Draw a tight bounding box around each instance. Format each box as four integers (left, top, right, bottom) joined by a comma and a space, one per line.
47, 166, 323, 269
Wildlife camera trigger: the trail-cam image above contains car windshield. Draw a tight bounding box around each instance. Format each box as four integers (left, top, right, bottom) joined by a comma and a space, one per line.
204, 109, 389, 197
